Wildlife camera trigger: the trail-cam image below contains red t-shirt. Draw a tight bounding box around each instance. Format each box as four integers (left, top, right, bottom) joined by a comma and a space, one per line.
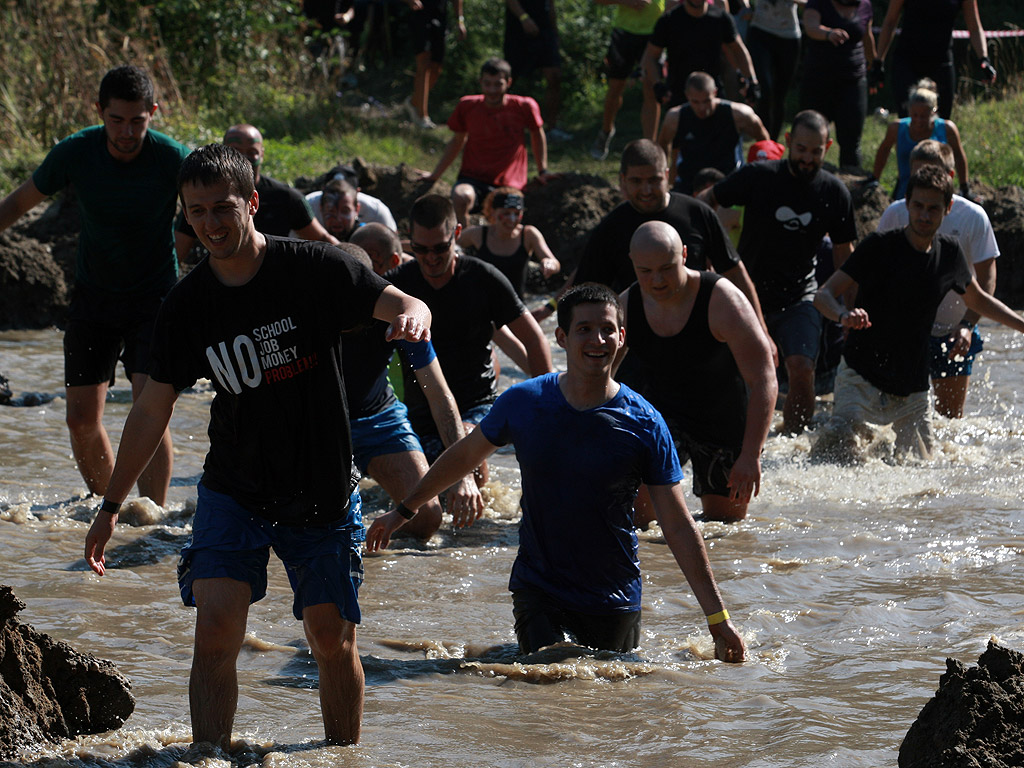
448, 94, 543, 189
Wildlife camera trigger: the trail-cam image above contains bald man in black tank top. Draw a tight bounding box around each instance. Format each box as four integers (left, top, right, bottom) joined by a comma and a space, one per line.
619, 221, 777, 523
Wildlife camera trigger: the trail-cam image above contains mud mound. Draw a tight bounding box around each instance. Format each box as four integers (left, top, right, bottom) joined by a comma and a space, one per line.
977, 183, 1024, 308
0, 229, 68, 328
0, 584, 134, 758
899, 640, 1024, 768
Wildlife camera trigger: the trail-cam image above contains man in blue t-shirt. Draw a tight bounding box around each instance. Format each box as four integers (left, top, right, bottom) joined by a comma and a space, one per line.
367, 284, 746, 661
0, 65, 189, 507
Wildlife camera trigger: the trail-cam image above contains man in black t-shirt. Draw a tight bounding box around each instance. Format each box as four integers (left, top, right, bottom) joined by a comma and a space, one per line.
175, 124, 338, 260
85, 144, 432, 748
642, 0, 759, 125
813, 166, 1024, 462
387, 194, 553, 483
702, 110, 856, 434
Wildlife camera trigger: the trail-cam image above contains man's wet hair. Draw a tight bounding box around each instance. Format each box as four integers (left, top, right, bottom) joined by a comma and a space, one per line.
98, 65, 155, 109
620, 139, 667, 175
906, 164, 953, 207
410, 194, 457, 235
684, 71, 716, 93
177, 144, 255, 202
557, 283, 623, 333
481, 57, 513, 80
790, 109, 829, 139
351, 222, 401, 258
322, 177, 359, 205
910, 139, 955, 173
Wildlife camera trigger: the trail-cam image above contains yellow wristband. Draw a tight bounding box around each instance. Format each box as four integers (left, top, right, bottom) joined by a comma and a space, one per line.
706, 609, 730, 626
519, 11, 530, 20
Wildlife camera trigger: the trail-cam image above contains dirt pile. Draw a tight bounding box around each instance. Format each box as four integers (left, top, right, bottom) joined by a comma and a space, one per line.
1, 165, 1022, 330
899, 640, 1024, 768
0, 584, 134, 758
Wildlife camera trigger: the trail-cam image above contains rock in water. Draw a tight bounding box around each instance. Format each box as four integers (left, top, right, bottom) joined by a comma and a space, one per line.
0, 584, 134, 758
899, 640, 1024, 767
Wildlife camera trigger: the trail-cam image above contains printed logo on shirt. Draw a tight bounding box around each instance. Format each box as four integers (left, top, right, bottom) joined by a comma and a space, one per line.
775, 206, 813, 231
205, 315, 319, 394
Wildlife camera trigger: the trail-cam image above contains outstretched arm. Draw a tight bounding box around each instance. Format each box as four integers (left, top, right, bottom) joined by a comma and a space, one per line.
374, 285, 432, 342
872, 121, 899, 182
529, 127, 549, 180
506, 312, 554, 376
648, 483, 745, 662
524, 225, 560, 277
0, 177, 47, 233
366, 428, 499, 550
84, 380, 179, 575
945, 121, 970, 191
814, 270, 871, 329
423, 132, 469, 183
963, 277, 1024, 333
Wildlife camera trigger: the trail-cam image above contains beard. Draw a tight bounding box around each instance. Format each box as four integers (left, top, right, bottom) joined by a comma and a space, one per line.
788, 156, 820, 181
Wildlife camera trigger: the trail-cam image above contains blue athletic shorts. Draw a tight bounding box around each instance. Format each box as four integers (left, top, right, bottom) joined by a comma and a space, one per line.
350, 398, 424, 474
177, 483, 364, 623
419, 402, 492, 463
929, 327, 983, 379
766, 301, 822, 362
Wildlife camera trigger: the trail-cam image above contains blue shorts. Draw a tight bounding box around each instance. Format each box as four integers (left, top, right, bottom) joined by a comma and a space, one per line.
766, 301, 822, 362
929, 327, 984, 379
177, 484, 364, 623
419, 402, 492, 462
350, 398, 424, 474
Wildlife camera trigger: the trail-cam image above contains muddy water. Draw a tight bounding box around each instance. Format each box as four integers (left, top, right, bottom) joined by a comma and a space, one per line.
2, 321, 1024, 767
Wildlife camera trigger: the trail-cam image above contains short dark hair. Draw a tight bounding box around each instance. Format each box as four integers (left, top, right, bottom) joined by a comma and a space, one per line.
684, 71, 715, 93
909, 139, 955, 173
177, 144, 255, 203
692, 167, 726, 192
481, 57, 513, 79
351, 222, 401, 256
98, 65, 155, 109
790, 109, 829, 139
322, 178, 359, 205
620, 139, 667, 176
335, 241, 374, 271
410, 194, 457, 235
557, 283, 623, 333
906, 164, 953, 207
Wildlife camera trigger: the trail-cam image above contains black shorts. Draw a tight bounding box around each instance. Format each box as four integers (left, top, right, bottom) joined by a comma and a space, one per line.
512, 586, 641, 654
505, 26, 561, 78
409, 0, 447, 63
605, 27, 649, 80
453, 177, 496, 213
63, 284, 167, 387
663, 417, 741, 499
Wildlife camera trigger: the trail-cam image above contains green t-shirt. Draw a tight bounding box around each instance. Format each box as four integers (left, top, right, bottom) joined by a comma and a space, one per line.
33, 125, 190, 296
614, 0, 665, 35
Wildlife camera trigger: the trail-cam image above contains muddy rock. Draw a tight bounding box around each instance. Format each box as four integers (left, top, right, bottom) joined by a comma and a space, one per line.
0, 584, 134, 759
899, 640, 1024, 768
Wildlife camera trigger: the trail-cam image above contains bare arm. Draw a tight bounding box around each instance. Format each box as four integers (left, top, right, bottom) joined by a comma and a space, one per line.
647, 483, 745, 662
529, 127, 548, 178
365, 428, 499, 550
733, 103, 770, 142
506, 0, 540, 36
707, 282, 778, 503
84, 380, 179, 575
425, 132, 469, 182
294, 217, 341, 245
723, 38, 757, 85
0, 177, 47, 233
963, 277, 1024, 333
506, 311, 554, 376
814, 269, 871, 329
457, 225, 485, 251
641, 42, 664, 91
874, 0, 903, 60
872, 121, 899, 181
657, 107, 679, 161
945, 120, 969, 189
803, 7, 848, 44
832, 240, 854, 271
962, 0, 989, 62
523, 225, 560, 277
373, 285, 432, 342
962, 257, 996, 325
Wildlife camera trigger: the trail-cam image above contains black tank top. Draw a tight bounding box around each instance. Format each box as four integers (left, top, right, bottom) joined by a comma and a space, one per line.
671, 100, 741, 194
625, 272, 747, 446
474, 226, 531, 298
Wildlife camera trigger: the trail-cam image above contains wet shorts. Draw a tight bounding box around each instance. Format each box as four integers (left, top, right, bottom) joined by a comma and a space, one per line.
419, 402, 492, 462
64, 284, 167, 387
663, 418, 740, 499
177, 483, 365, 623
605, 28, 649, 80
409, 0, 447, 62
765, 301, 823, 363
453, 177, 496, 214
512, 586, 641, 654
929, 327, 983, 379
350, 398, 424, 474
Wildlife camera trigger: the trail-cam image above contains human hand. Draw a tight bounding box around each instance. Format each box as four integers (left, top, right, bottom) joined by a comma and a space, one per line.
745, 80, 762, 107
948, 326, 972, 360
839, 308, 871, 330
404, 0, 423, 9
868, 59, 885, 93
446, 476, 484, 528
385, 314, 430, 343
539, 256, 560, 278
417, 170, 438, 184
365, 509, 408, 553
980, 57, 997, 84
84, 507, 118, 576
826, 28, 849, 46
726, 451, 761, 503
522, 17, 540, 36
457, 18, 467, 40
710, 620, 746, 663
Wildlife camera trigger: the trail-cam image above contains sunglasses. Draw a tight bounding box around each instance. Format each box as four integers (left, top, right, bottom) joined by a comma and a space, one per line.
409, 233, 455, 255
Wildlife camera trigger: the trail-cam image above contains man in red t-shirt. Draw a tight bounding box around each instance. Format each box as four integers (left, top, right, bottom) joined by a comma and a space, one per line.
421, 57, 548, 225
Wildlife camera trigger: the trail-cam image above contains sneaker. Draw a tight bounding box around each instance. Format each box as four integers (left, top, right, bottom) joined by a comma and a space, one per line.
590, 127, 615, 160
418, 116, 437, 130
547, 127, 574, 143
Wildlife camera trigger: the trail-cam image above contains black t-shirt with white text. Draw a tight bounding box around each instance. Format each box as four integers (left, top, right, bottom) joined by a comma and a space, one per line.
149, 236, 388, 525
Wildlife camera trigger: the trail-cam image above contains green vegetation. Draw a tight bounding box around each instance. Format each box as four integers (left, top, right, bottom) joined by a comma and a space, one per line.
1, 0, 1023, 195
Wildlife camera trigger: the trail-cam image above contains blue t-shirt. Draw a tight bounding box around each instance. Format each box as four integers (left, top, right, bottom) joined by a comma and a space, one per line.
479, 373, 683, 614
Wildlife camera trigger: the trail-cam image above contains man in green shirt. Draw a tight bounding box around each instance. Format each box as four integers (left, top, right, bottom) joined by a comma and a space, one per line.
0, 65, 189, 506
